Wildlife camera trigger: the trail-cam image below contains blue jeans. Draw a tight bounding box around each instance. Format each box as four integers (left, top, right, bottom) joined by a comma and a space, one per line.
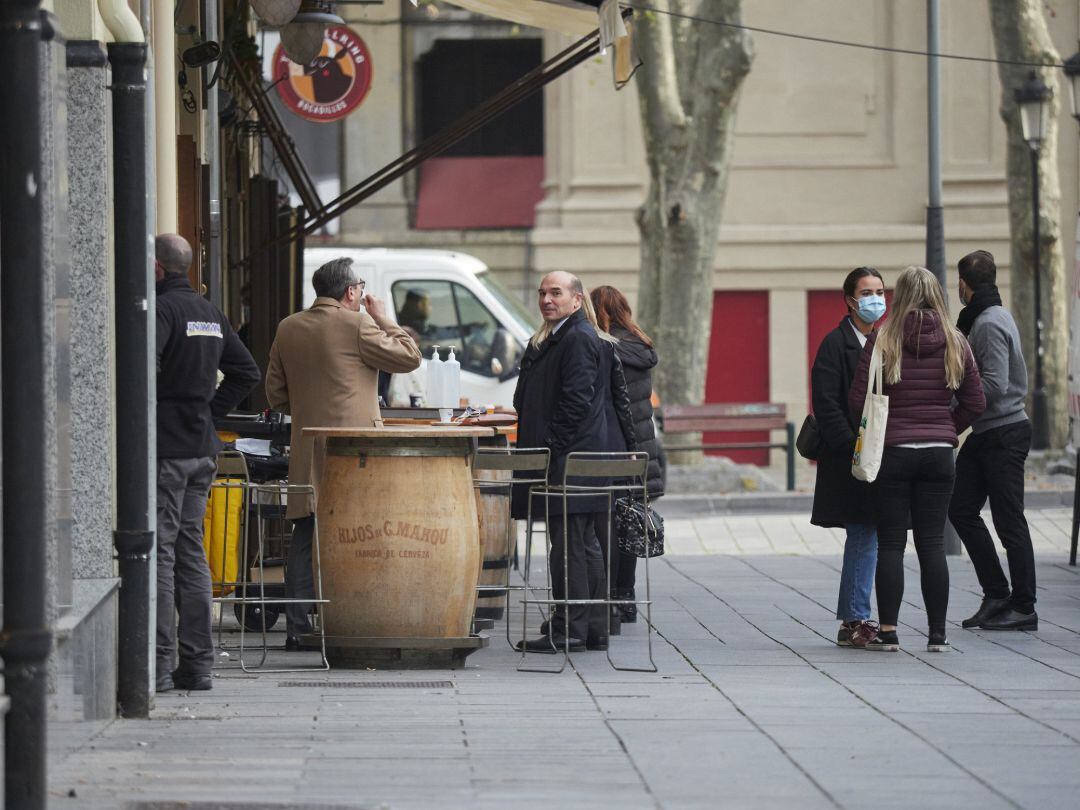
836, 523, 878, 621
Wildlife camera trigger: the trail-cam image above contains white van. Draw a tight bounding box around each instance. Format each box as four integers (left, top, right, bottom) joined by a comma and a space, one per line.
302, 247, 539, 408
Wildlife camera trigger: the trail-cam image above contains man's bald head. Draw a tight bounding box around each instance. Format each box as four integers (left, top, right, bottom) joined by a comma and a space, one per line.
542, 271, 583, 296
537, 271, 584, 323
156, 234, 193, 277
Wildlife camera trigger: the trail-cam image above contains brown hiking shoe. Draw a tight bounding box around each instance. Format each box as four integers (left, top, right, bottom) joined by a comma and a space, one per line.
850, 620, 879, 648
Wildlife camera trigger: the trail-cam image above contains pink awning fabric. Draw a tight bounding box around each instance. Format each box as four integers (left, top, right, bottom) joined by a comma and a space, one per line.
415, 156, 545, 230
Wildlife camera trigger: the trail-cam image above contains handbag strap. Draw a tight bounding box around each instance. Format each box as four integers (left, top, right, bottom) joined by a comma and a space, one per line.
867, 342, 884, 397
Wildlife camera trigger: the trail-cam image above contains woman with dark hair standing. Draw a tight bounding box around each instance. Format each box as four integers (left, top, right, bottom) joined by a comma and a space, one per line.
810, 267, 885, 648
849, 266, 985, 652
590, 286, 664, 624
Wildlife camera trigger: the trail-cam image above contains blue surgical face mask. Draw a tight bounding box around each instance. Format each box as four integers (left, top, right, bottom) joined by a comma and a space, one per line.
854, 295, 886, 324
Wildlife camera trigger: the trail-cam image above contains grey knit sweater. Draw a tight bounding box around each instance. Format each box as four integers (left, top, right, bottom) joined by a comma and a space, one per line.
968, 305, 1029, 433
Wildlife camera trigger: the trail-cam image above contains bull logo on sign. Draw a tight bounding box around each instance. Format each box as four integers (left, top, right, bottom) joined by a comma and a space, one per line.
273, 25, 374, 123
304, 49, 352, 104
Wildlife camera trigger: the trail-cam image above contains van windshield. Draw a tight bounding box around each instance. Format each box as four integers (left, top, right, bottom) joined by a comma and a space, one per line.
477, 271, 540, 335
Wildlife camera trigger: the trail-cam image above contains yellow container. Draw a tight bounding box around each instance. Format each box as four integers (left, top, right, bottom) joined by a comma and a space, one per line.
203, 479, 245, 597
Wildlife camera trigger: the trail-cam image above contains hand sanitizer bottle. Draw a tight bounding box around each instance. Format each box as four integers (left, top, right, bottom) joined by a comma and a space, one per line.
425, 346, 444, 411
444, 347, 461, 410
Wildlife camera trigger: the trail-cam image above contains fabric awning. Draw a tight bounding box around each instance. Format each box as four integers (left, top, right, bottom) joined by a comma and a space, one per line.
441, 0, 600, 35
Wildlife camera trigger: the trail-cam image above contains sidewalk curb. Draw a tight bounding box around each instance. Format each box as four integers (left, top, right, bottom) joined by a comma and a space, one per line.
661, 489, 1075, 518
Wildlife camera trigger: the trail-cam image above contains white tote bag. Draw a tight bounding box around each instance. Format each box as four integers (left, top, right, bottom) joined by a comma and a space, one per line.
851, 343, 889, 483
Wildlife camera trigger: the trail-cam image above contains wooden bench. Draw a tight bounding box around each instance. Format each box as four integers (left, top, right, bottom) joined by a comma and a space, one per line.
658, 403, 797, 491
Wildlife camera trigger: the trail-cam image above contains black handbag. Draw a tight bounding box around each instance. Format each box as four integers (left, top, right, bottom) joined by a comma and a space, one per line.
796, 414, 821, 460
614, 497, 665, 558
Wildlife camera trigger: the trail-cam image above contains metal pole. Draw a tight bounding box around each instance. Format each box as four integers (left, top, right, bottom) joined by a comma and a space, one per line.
108, 41, 155, 718
925, 0, 962, 554
0, 2, 51, 806
1032, 146, 1050, 449
205, 0, 223, 307
1070, 457, 1079, 565
153, 0, 177, 232
925, 0, 946, 288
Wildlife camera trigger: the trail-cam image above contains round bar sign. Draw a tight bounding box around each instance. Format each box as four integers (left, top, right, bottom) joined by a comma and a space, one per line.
273, 26, 373, 122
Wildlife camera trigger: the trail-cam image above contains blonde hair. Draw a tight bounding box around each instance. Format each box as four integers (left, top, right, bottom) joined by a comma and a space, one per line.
876, 265, 968, 388
582, 291, 618, 344
529, 275, 616, 348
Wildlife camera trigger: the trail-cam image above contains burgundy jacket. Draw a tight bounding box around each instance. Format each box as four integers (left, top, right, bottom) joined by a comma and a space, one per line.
848, 310, 985, 446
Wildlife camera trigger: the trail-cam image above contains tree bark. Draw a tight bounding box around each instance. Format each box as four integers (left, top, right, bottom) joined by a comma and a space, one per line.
634, 1, 753, 408
988, 0, 1068, 447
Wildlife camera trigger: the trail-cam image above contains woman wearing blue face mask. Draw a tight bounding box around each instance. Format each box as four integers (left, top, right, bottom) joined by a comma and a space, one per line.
810, 267, 886, 647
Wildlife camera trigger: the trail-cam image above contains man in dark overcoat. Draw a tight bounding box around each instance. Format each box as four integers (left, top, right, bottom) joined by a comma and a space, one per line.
512, 271, 616, 651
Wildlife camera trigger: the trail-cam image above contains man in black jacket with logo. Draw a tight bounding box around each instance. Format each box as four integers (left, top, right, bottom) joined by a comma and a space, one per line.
155, 234, 260, 691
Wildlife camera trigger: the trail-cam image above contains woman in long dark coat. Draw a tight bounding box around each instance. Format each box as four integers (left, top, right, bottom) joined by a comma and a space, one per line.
591, 286, 663, 624
810, 267, 884, 647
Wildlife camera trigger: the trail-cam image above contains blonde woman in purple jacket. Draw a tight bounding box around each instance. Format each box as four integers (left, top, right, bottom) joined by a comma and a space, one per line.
848, 266, 985, 653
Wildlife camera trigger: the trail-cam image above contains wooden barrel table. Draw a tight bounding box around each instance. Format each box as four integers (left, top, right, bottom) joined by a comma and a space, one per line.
474, 431, 515, 624
303, 426, 493, 668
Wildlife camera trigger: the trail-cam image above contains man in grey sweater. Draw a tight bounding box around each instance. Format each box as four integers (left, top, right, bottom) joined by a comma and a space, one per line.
948, 250, 1038, 631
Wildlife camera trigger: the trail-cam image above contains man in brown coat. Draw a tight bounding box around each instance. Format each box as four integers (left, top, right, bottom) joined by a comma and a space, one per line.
266, 257, 421, 646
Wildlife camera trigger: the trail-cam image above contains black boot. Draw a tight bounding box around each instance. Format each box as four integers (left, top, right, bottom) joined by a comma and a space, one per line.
615, 588, 637, 623
961, 595, 1010, 629
609, 605, 622, 635
981, 607, 1038, 631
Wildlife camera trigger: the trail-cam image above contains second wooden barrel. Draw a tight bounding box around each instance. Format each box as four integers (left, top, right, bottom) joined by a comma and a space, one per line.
474, 468, 513, 620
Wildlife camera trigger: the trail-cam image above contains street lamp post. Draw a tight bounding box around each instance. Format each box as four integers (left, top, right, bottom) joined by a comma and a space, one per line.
1014, 71, 1053, 451
1060, 52, 1080, 564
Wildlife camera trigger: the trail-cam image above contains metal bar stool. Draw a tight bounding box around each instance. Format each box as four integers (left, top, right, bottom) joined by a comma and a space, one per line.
472, 447, 550, 649
518, 451, 656, 673
228, 482, 330, 672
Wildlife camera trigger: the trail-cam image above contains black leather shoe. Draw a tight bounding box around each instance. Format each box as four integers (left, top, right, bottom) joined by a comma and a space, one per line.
962, 596, 1010, 629
172, 671, 212, 691
586, 636, 609, 651
981, 608, 1038, 631
515, 636, 586, 653
155, 676, 175, 693
285, 635, 320, 652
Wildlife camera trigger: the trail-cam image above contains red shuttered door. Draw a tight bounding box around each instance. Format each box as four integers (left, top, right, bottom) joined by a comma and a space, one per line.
704, 291, 770, 464
807, 290, 848, 413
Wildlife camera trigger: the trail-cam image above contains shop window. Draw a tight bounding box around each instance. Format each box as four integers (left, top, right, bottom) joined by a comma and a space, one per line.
414, 38, 544, 229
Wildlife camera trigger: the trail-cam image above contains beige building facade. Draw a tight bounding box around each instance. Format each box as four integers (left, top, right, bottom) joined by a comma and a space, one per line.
332, 0, 1080, 466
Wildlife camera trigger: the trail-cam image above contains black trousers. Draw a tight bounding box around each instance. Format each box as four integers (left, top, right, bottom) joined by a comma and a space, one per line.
285, 516, 315, 637
948, 421, 1036, 613
594, 508, 637, 592
548, 512, 607, 642
874, 446, 955, 634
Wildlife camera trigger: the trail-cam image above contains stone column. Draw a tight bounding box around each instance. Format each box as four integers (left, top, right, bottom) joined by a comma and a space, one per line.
532, 32, 645, 297
769, 290, 808, 472
64, 38, 118, 719
40, 16, 67, 694
339, 2, 410, 238
65, 40, 114, 584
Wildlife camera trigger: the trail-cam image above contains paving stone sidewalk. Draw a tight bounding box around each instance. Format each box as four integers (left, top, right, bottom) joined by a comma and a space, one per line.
664, 507, 1078, 557
48, 513, 1080, 810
